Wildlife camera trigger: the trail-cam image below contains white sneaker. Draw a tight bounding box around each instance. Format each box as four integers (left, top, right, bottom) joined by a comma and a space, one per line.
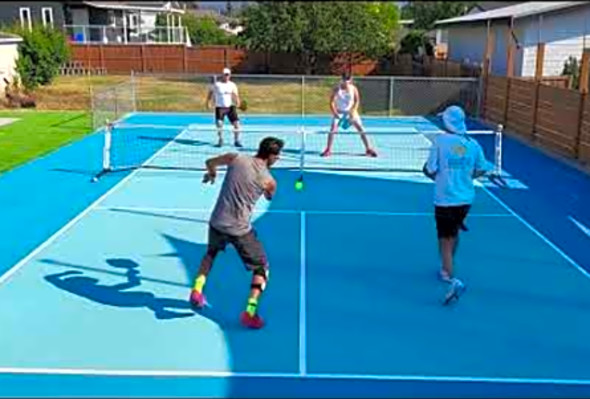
443, 278, 466, 305
438, 269, 452, 283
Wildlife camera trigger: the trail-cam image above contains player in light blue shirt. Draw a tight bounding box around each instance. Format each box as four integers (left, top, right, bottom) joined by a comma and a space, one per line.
423, 105, 491, 304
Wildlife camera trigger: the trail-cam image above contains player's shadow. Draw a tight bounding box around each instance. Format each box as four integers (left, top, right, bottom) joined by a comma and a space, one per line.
44, 258, 195, 320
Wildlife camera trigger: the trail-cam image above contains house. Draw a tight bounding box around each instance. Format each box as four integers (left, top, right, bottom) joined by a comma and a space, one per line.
63, 1, 186, 44
0, 32, 23, 96
435, 1, 590, 77
0, 2, 65, 30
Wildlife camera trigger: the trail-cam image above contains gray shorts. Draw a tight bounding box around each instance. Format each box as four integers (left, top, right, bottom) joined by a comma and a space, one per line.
207, 225, 269, 271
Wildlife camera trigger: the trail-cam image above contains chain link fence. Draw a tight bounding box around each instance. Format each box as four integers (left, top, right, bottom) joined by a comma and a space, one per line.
91, 73, 482, 129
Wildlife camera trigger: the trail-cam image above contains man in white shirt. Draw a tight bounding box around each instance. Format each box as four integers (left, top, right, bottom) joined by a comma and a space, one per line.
320, 73, 377, 158
206, 68, 242, 148
423, 105, 491, 305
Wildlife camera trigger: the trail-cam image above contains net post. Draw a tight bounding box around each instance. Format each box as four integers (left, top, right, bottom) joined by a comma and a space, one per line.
114, 86, 119, 121
130, 70, 137, 113
103, 120, 112, 171
300, 126, 306, 172
92, 120, 113, 182
388, 77, 394, 117
301, 75, 305, 119
89, 85, 95, 130
494, 123, 503, 176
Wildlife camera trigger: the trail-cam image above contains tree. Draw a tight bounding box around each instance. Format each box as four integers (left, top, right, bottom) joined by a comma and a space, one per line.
239, 2, 399, 73
401, 1, 475, 31
181, 13, 237, 45
399, 30, 433, 56
562, 56, 580, 90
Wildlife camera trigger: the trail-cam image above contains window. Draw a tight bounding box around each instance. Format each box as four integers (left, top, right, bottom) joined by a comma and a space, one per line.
127, 14, 138, 28
42, 7, 54, 28
19, 7, 32, 31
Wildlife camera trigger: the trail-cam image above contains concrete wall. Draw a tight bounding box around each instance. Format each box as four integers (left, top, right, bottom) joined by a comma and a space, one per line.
0, 37, 22, 95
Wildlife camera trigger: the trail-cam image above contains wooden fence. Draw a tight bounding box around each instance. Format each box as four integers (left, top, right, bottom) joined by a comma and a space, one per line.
69, 44, 379, 75
484, 75, 590, 163
67, 44, 478, 77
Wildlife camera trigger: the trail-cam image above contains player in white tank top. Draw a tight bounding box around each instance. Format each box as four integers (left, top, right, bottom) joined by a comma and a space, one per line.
206, 68, 242, 148
320, 73, 377, 158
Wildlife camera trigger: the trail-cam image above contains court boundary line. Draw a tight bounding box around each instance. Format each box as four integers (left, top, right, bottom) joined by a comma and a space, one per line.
299, 211, 307, 376
93, 206, 514, 218
0, 127, 191, 287
482, 187, 590, 280
1, 367, 590, 386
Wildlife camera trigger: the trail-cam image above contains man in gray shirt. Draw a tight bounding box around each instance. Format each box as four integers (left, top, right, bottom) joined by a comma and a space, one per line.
189, 137, 284, 329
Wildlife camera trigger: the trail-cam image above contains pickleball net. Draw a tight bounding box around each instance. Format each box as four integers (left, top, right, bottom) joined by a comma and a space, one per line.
92, 121, 503, 181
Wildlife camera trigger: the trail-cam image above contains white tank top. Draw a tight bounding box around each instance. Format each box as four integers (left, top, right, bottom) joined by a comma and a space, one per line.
334, 85, 355, 112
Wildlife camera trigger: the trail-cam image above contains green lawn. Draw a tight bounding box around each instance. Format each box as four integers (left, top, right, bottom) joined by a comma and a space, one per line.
0, 110, 92, 174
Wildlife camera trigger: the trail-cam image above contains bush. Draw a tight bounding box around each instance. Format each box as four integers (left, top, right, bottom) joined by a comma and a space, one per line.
562, 56, 580, 90
4, 25, 70, 91
182, 14, 237, 46
399, 30, 433, 56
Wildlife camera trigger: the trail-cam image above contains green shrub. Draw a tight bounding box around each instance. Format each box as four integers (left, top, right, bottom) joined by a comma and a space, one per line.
4, 25, 70, 91
562, 56, 580, 90
182, 14, 237, 46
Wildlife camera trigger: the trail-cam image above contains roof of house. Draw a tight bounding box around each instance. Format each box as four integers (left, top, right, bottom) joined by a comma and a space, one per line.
436, 1, 586, 25
81, 1, 185, 13
466, 1, 524, 15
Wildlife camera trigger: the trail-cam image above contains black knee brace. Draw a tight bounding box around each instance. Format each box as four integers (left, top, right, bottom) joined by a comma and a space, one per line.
251, 266, 269, 292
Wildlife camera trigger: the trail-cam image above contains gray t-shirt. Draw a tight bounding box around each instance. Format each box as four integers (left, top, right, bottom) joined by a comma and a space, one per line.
209, 154, 272, 236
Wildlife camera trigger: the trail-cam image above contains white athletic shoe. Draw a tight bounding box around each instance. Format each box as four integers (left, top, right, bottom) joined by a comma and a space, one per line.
443, 278, 466, 305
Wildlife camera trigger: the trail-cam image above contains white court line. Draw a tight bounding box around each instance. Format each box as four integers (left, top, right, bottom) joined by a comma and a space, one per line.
299, 211, 307, 376
482, 187, 590, 280
0, 127, 191, 286
93, 206, 514, 218
1, 367, 590, 386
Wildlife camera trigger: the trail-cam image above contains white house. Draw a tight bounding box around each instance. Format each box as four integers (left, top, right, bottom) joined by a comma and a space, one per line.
0, 32, 23, 96
64, 1, 186, 45
436, 1, 590, 77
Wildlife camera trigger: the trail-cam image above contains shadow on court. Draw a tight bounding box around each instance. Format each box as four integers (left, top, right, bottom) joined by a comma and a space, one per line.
44, 258, 195, 320
35, 165, 590, 394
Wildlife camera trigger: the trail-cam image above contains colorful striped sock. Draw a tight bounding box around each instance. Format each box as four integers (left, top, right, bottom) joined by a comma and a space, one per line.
246, 297, 258, 317
193, 275, 206, 293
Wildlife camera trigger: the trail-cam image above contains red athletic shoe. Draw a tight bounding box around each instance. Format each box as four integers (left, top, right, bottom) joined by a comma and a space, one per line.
320, 149, 331, 157
366, 148, 377, 157
189, 290, 207, 309
240, 311, 265, 329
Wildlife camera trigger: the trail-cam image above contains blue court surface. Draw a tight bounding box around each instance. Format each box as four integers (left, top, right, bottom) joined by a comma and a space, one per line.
1, 113, 590, 398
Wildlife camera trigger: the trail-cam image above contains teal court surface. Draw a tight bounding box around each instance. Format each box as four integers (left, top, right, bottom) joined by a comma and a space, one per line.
1, 113, 590, 397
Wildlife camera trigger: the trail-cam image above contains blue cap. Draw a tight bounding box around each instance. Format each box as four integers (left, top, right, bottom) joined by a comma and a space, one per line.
440, 105, 467, 135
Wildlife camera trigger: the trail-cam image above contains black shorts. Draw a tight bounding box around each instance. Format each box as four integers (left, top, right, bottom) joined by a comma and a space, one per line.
207, 225, 268, 271
215, 106, 239, 124
435, 205, 471, 238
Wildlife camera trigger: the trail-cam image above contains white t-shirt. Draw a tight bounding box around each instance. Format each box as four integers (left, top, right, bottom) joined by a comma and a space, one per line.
211, 81, 238, 108
334, 85, 355, 113
425, 133, 491, 206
